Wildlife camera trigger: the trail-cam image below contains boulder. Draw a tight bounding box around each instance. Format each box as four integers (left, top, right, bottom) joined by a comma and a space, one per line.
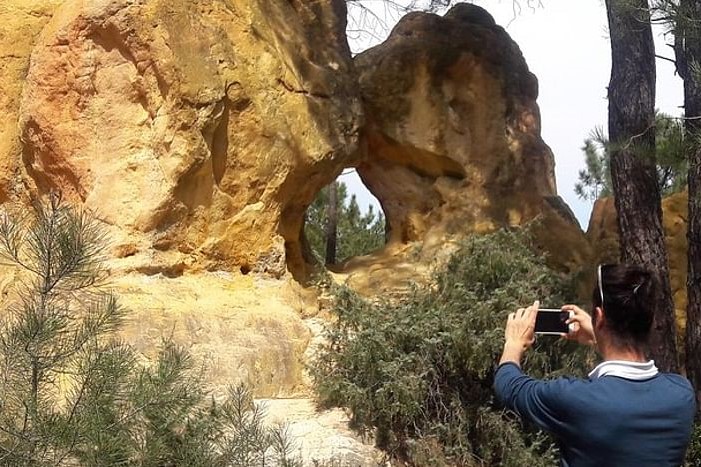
342, 4, 590, 292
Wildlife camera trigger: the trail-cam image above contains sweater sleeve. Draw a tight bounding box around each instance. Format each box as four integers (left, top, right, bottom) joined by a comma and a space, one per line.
493, 362, 572, 435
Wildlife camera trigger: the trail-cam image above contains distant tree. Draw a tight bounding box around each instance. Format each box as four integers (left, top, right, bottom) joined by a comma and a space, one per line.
325, 181, 339, 264
605, 0, 678, 371
575, 128, 612, 202
305, 180, 386, 265
656, 115, 689, 191
575, 115, 687, 202
337, 195, 386, 261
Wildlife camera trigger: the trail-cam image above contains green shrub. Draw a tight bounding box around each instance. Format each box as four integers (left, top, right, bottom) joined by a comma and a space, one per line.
311, 228, 591, 466
686, 420, 701, 466
0, 195, 301, 467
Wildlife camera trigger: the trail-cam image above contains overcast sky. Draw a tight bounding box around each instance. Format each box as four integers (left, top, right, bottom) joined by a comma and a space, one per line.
340, 0, 683, 230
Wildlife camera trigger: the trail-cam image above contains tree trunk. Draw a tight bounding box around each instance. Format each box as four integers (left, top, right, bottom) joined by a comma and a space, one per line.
605, 0, 678, 371
688, 130, 701, 410
325, 181, 338, 265
675, 0, 701, 407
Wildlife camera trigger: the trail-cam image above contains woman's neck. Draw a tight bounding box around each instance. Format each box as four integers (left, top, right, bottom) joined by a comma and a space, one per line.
597, 337, 647, 363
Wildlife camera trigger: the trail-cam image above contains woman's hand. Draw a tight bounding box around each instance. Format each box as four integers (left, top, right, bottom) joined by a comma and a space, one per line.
561, 304, 596, 346
499, 300, 538, 366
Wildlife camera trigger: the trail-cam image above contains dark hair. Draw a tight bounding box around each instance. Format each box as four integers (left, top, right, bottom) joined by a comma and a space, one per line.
591, 264, 656, 346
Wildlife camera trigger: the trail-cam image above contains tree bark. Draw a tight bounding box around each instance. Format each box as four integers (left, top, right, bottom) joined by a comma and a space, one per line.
605, 0, 679, 371
325, 181, 338, 265
675, 0, 701, 408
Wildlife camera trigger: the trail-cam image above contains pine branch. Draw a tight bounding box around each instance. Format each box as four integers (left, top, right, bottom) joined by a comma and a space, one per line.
656, 53, 678, 65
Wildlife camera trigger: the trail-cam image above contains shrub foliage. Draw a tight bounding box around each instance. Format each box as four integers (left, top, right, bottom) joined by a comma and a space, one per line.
686, 421, 701, 466
312, 229, 591, 465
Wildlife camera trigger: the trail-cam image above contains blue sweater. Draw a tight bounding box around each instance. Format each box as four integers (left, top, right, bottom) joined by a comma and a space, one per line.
494, 362, 696, 466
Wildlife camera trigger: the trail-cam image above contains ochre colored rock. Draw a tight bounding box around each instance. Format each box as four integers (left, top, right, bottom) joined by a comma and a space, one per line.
19, 0, 362, 277
1, 0, 357, 417
587, 192, 689, 332
341, 4, 590, 291
0, 0, 65, 202
0, 3, 605, 463
113, 272, 311, 397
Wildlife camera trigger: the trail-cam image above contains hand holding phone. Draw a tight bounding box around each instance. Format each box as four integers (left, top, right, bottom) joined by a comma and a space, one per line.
561, 304, 596, 346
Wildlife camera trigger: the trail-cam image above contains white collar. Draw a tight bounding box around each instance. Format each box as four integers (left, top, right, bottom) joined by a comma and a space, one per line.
588, 360, 659, 380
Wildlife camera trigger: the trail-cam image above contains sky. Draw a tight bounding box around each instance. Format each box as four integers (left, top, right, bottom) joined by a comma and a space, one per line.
339, 0, 684, 230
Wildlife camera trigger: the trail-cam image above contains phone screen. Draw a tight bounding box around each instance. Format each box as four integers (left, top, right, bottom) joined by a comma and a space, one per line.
535, 309, 569, 334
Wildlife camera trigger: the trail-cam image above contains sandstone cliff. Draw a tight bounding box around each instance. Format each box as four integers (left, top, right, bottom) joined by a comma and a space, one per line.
1, 0, 595, 399
1, 0, 370, 391
2, 0, 374, 461
18, 0, 362, 278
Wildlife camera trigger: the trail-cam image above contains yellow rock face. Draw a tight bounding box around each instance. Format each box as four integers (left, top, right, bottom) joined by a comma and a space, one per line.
18, 0, 362, 277
0, 0, 65, 202
587, 192, 689, 333
340, 4, 590, 292
2, 0, 362, 398
2, 1, 600, 401
114, 271, 311, 397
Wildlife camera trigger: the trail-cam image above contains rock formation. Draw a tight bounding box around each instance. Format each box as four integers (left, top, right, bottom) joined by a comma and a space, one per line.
2, 0, 594, 396
5, 1, 589, 293
340, 4, 590, 293
19, 0, 362, 278
0, 1, 633, 462
587, 191, 690, 333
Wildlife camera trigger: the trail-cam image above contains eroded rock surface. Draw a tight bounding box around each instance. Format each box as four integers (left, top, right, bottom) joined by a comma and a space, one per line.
114, 271, 312, 397
19, 0, 362, 277
0, 0, 65, 202
2, 0, 369, 459
341, 4, 590, 292
260, 398, 382, 466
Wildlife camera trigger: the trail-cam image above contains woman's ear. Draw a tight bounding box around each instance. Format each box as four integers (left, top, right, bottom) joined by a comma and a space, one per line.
594, 307, 605, 330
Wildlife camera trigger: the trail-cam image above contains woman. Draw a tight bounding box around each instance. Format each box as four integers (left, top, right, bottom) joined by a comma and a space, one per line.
494, 264, 696, 466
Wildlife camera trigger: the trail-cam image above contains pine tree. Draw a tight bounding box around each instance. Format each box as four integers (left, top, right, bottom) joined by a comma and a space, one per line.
0, 193, 128, 466
575, 129, 612, 201
575, 115, 687, 202
654, 0, 701, 414
304, 180, 386, 265
605, 0, 679, 371
0, 194, 303, 466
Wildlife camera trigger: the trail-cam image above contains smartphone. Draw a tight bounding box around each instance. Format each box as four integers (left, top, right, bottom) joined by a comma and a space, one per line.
535, 309, 571, 335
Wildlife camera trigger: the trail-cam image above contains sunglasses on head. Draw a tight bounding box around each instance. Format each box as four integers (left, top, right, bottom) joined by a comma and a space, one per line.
597, 264, 605, 309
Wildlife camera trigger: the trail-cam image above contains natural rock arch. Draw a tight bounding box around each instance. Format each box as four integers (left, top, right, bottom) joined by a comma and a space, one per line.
316, 4, 589, 291
2, 0, 597, 396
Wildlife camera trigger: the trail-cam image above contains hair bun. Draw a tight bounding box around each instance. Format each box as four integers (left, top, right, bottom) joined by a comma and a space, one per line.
595, 264, 656, 344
